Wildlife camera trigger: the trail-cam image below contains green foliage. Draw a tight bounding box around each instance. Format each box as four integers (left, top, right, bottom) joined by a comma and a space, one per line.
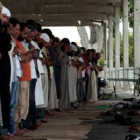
99, 0, 135, 67
128, 33, 134, 66
98, 52, 104, 67
120, 33, 134, 67
94, 0, 139, 70
128, 0, 133, 27
120, 0, 134, 28
99, 33, 134, 67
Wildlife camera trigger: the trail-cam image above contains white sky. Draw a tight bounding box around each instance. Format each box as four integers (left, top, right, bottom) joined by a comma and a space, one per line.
42, 26, 90, 43
43, 23, 123, 45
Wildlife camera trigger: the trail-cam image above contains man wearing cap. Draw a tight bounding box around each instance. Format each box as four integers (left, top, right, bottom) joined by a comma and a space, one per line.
0, 6, 11, 26
38, 33, 57, 118
68, 43, 78, 108
0, 2, 13, 140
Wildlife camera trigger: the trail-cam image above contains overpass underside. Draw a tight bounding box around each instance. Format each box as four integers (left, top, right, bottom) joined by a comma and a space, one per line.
2, 0, 140, 91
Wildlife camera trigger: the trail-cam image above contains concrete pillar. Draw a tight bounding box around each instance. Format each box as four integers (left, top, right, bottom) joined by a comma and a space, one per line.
77, 26, 89, 49
103, 22, 108, 78
115, 6, 121, 90
134, 0, 140, 77
123, 0, 129, 91
108, 15, 113, 88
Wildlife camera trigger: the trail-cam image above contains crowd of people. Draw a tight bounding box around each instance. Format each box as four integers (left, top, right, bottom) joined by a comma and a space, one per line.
0, 2, 103, 140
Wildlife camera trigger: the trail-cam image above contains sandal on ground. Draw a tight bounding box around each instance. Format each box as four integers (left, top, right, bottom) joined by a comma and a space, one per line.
125, 134, 136, 140
129, 125, 140, 133
100, 119, 115, 124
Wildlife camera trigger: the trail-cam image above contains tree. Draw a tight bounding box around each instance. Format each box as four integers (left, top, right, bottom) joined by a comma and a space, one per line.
99, 0, 135, 67
120, 0, 134, 28
99, 33, 134, 67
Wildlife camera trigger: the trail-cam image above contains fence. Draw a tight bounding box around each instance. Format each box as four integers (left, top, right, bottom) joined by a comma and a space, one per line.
104, 67, 140, 91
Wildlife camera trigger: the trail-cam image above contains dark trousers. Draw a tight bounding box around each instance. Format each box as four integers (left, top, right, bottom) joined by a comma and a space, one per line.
54, 67, 61, 99
84, 74, 89, 102
36, 108, 46, 120
0, 54, 10, 128
23, 79, 37, 128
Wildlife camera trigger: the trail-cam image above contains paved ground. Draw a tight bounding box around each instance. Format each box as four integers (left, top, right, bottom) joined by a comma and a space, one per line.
14, 88, 140, 140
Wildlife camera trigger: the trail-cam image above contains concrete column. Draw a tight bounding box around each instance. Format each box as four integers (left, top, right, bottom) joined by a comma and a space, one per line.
115, 6, 121, 90
77, 26, 89, 49
134, 0, 140, 77
108, 15, 113, 88
103, 22, 108, 78
123, 0, 129, 91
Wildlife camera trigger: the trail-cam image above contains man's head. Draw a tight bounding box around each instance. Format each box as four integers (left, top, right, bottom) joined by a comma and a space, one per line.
26, 24, 35, 42
70, 44, 77, 56
61, 38, 71, 52
9, 18, 20, 39
81, 47, 87, 55
53, 37, 60, 49
18, 22, 29, 41
40, 33, 51, 48
96, 53, 101, 60
86, 49, 92, 60
26, 19, 39, 38
91, 49, 96, 58
61, 38, 70, 46
42, 28, 54, 46
0, 6, 11, 25
35, 22, 42, 41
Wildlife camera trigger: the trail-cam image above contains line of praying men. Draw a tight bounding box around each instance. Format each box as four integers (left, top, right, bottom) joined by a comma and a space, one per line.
0, 2, 103, 140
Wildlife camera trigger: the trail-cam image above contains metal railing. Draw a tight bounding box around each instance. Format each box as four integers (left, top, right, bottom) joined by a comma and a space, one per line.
103, 67, 140, 91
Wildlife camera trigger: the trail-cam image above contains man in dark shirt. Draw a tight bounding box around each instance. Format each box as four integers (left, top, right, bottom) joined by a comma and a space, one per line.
0, 3, 12, 140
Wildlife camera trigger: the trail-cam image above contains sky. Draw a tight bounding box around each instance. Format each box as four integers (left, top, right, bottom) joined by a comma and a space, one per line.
42, 26, 90, 46
43, 23, 123, 46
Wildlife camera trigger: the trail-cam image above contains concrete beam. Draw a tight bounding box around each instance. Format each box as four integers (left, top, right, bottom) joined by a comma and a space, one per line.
35, 20, 100, 26
5, 4, 114, 15
12, 13, 108, 22
2, 0, 122, 5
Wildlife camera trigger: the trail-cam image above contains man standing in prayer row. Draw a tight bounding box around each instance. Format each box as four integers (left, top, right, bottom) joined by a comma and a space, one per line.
6, 18, 22, 136
58, 38, 71, 110
0, 3, 13, 140
0, 2, 103, 139
14, 23, 31, 135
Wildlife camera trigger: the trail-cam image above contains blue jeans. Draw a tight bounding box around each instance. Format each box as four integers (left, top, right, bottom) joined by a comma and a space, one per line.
9, 81, 19, 134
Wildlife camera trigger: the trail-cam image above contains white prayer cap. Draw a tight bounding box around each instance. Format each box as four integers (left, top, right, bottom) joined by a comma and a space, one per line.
2, 6, 11, 17
40, 33, 50, 43
6, 8, 11, 17
70, 44, 77, 52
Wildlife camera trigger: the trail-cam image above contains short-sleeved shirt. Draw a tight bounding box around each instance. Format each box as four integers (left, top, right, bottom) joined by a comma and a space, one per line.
16, 40, 31, 81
